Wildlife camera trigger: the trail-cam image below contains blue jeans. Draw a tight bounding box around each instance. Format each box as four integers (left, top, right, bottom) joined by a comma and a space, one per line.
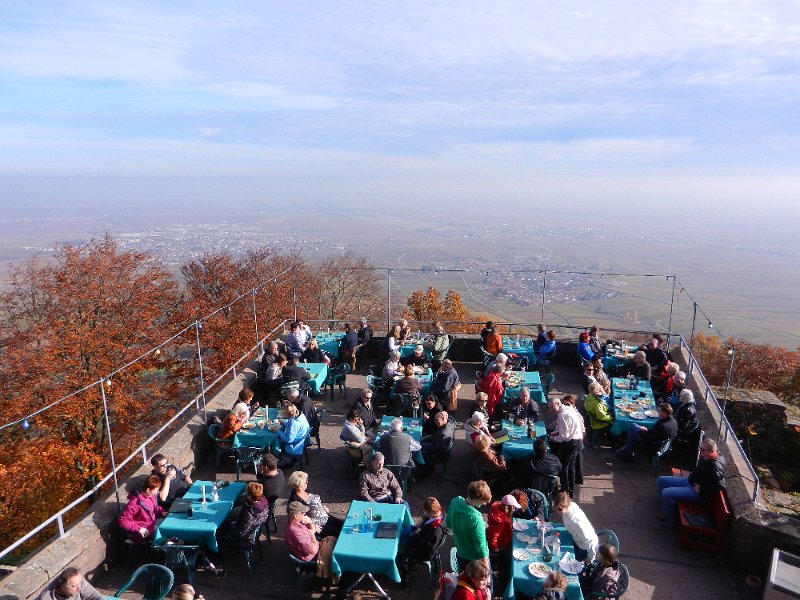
622, 426, 643, 455
657, 476, 699, 516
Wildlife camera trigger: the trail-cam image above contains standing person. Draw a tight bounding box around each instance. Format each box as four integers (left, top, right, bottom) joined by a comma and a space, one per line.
548, 395, 585, 496
432, 359, 461, 411
484, 327, 503, 356
338, 323, 359, 372
356, 317, 373, 370
551, 492, 599, 561
38, 567, 103, 600
150, 453, 192, 509
533, 323, 548, 351
487, 494, 521, 554
482, 363, 505, 420
480, 321, 495, 348
451, 560, 491, 600
446, 480, 492, 573
429, 322, 450, 373
118, 475, 166, 544
537, 330, 557, 371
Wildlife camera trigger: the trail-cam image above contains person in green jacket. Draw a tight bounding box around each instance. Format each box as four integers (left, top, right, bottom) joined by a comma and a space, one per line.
585, 382, 614, 432
446, 480, 492, 572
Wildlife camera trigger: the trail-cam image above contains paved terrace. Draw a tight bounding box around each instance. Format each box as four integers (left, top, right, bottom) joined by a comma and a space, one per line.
90, 361, 761, 600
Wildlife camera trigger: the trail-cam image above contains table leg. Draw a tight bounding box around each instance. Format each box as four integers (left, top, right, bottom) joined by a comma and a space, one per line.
340, 572, 391, 600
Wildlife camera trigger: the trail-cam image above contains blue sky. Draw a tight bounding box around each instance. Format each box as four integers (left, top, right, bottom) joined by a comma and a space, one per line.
1, 1, 799, 210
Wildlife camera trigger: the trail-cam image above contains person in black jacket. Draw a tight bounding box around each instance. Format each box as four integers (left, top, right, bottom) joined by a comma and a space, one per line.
674, 389, 699, 436
616, 403, 677, 462
282, 355, 311, 391
402, 497, 450, 564
352, 388, 379, 431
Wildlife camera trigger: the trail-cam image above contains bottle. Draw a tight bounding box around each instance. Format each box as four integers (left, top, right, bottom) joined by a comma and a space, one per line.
211, 484, 219, 503
186, 505, 193, 519
527, 418, 534, 439
362, 509, 370, 533
553, 532, 561, 559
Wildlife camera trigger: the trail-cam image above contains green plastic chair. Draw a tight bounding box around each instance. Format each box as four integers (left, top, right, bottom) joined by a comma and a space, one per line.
113, 563, 174, 600
596, 528, 621, 554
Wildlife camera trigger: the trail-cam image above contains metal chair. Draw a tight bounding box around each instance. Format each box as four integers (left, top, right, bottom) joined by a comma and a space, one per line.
152, 543, 204, 585
596, 528, 621, 554
234, 446, 264, 481
207, 424, 236, 469
323, 363, 350, 400
386, 464, 412, 495
590, 562, 629, 598
113, 563, 174, 600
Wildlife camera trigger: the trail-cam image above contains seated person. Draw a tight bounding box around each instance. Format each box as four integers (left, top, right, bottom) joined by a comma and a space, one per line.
222, 482, 269, 546
379, 418, 421, 468
402, 496, 450, 564
233, 387, 261, 412
577, 331, 595, 363
588, 325, 602, 355
464, 411, 491, 446
484, 352, 508, 377
352, 388, 379, 430
509, 488, 545, 521
428, 323, 451, 372
674, 389, 699, 438
533, 323, 547, 351
452, 560, 491, 600
394, 363, 423, 400
539, 572, 568, 600
580, 361, 599, 394
340, 408, 374, 459
591, 355, 611, 395
150, 453, 192, 509
285, 387, 318, 429
420, 411, 456, 472
38, 567, 103, 600
256, 452, 286, 502
472, 392, 493, 427
506, 386, 539, 424
432, 359, 461, 409
401, 344, 430, 368
217, 402, 250, 445
398, 319, 412, 344
288, 470, 344, 538
657, 438, 725, 527
359, 452, 404, 504
276, 403, 311, 468
622, 350, 651, 381
641, 333, 669, 378
284, 501, 336, 579
536, 331, 557, 369
580, 543, 621, 599
382, 350, 403, 391
118, 475, 166, 544
469, 433, 507, 484
522, 437, 562, 493
652, 361, 679, 399
584, 382, 614, 432
551, 492, 599, 561
300, 338, 327, 364
616, 403, 677, 462
284, 322, 307, 358
480, 321, 495, 348
665, 371, 687, 408
282, 355, 312, 391
421, 395, 444, 436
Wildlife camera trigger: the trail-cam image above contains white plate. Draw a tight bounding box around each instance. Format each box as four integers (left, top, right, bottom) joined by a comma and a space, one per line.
512, 548, 530, 561
559, 556, 584, 575
630, 411, 646, 420
516, 533, 533, 543
409, 420, 420, 428
528, 563, 551, 578
512, 521, 529, 531
644, 409, 658, 418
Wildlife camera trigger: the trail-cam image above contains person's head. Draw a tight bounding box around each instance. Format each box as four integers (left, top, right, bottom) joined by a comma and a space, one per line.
404, 364, 415, 377
679, 389, 694, 404
425, 394, 438, 408
486, 321, 494, 330
55, 567, 83, 597
473, 434, 492, 453
518, 386, 530, 404
297, 320, 306, 330
666, 362, 679, 376
466, 480, 492, 505
267, 340, 278, 354
361, 388, 374, 404
278, 353, 288, 366
658, 402, 673, 420
288, 470, 309, 491
239, 388, 254, 404
308, 338, 319, 350
246, 481, 264, 502
471, 411, 486, 427
422, 497, 442, 519
150, 453, 169, 473
674, 371, 686, 385
492, 363, 504, 374
287, 500, 310, 522
562, 394, 576, 407
369, 452, 385, 472
537, 323, 545, 333
261, 452, 278, 472
441, 359, 453, 371
633, 350, 646, 365
232, 402, 250, 419
510, 489, 529, 512
547, 330, 556, 340
172, 583, 197, 600
343, 323, 351, 332
400, 319, 409, 328
579, 331, 590, 343
495, 353, 508, 366
592, 355, 604, 370
583, 362, 595, 375
534, 437, 549, 459
588, 382, 604, 397
650, 333, 665, 347
434, 411, 448, 428
552, 491, 571, 515
390, 324, 401, 338
590, 325, 599, 336
391, 418, 403, 432
414, 344, 424, 356
360, 317, 368, 327
543, 571, 568, 591
346, 408, 362, 423
598, 543, 617, 567
287, 387, 300, 402
290, 354, 300, 365
501, 493, 522, 514
390, 350, 401, 362
290, 321, 299, 332
548, 397, 562, 413
280, 403, 299, 419
143, 474, 162, 493
475, 392, 488, 408
464, 559, 491, 590
700, 438, 718, 458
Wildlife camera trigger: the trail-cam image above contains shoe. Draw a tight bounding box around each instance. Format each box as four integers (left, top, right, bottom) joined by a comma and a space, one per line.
616, 452, 634, 463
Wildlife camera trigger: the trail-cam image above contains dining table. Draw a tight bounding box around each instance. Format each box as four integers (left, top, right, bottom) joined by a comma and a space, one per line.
232, 407, 281, 455
314, 332, 343, 359
502, 337, 538, 366
399, 337, 433, 360
331, 500, 414, 598
499, 419, 548, 460
302, 361, 328, 395
610, 378, 658, 435
503, 370, 545, 405
503, 520, 584, 600
152, 480, 246, 552
390, 366, 433, 398
602, 342, 638, 371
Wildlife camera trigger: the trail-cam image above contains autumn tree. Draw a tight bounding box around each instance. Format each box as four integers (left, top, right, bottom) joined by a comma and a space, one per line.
312, 253, 384, 325
403, 287, 483, 333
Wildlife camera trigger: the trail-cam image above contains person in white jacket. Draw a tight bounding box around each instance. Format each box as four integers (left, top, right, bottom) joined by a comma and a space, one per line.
552, 491, 599, 562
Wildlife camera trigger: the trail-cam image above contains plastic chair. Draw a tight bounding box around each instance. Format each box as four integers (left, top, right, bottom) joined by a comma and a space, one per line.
207, 424, 236, 469
596, 528, 621, 554
403, 529, 448, 589
590, 562, 629, 598
528, 474, 560, 502
366, 374, 388, 396
261, 498, 278, 545
391, 393, 419, 418
342, 440, 365, 477
431, 439, 454, 478
235, 446, 264, 481
323, 363, 350, 400
152, 543, 204, 585
651, 438, 673, 475
221, 523, 263, 576
289, 552, 320, 593
386, 464, 412, 495
113, 563, 174, 600
449, 546, 459, 572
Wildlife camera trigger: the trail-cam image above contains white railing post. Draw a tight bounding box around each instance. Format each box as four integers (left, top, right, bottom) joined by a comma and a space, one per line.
252, 288, 260, 352
195, 320, 207, 421
57, 515, 64, 538
99, 379, 122, 509
141, 446, 148, 466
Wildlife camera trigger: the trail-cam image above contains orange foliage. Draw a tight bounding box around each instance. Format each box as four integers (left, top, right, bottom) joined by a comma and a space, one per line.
403, 287, 483, 333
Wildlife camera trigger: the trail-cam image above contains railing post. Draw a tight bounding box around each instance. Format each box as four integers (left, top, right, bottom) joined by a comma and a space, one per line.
141, 446, 148, 466
688, 302, 697, 374
57, 515, 65, 538
252, 288, 260, 352
232, 365, 237, 379
195, 320, 207, 422
100, 379, 122, 510
666, 275, 676, 347
540, 270, 547, 323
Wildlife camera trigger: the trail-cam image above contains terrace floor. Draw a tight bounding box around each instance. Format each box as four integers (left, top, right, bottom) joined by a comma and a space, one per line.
92, 361, 763, 600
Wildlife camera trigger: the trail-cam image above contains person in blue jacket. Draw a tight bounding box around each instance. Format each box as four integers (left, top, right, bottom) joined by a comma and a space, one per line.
276, 403, 310, 468
577, 331, 595, 364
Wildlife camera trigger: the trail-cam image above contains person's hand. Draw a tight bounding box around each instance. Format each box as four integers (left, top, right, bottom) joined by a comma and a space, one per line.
138, 527, 149, 538
639, 425, 647, 432
692, 484, 700, 494
166, 467, 176, 480
516, 419, 524, 426
395, 497, 403, 504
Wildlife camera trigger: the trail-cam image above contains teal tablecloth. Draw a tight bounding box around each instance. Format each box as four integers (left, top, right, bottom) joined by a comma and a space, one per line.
314, 333, 343, 359
233, 407, 280, 454
502, 337, 538, 365
602, 343, 637, 371
153, 481, 245, 552
504, 521, 583, 600
331, 500, 414, 582
376, 415, 424, 464
390, 368, 432, 398
304, 362, 328, 395
610, 378, 658, 435
399, 339, 433, 360
499, 420, 548, 460
503, 370, 545, 404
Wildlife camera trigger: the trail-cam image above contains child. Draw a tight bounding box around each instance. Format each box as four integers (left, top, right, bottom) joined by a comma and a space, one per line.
580, 543, 621, 597
536, 571, 568, 600
403, 497, 450, 563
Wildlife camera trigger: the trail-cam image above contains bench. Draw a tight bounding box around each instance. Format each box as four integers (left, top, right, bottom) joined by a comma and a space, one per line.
671, 468, 733, 552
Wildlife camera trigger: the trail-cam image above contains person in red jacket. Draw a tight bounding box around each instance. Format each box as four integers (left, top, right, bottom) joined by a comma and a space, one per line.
483, 363, 505, 418
452, 559, 491, 600
118, 475, 166, 543
486, 494, 521, 553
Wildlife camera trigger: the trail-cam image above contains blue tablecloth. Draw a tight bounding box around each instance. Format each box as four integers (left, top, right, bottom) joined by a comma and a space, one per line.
602, 343, 637, 371
303, 362, 328, 395
390, 368, 432, 398
153, 481, 246, 552
610, 378, 658, 435
233, 407, 280, 454
502, 338, 538, 365
500, 420, 548, 460
314, 333, 343, 359
376, 415, 424, 464
399, 339, 433, 360
503, 370, 545, 404
504, 521, 583, 600
331, 500, 414, 583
